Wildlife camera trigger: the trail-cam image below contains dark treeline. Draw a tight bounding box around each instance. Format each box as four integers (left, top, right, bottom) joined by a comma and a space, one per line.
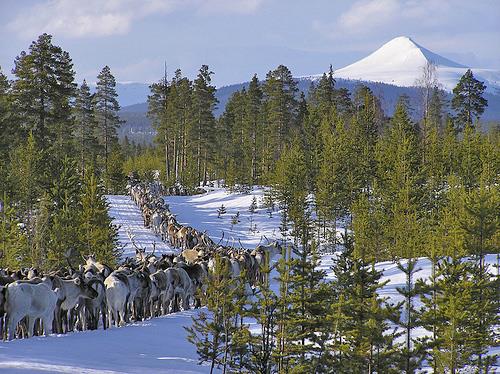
0, 34, 122, 270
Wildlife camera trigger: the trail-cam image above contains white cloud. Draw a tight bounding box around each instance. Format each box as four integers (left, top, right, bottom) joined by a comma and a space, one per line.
315, 0, 453, 39
198, 0, 264, 15
8, 0, 265, 39
337, 0, 400, 31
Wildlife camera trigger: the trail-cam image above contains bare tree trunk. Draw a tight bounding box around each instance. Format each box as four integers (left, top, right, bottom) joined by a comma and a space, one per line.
164, 132, 170, 180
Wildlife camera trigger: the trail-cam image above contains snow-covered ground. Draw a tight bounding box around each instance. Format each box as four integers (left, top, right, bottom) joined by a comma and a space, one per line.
0, 187, 497, 373
107, 195, 176, 258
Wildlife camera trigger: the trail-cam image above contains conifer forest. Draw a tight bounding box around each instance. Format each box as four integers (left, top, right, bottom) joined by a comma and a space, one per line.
0, 31, 499, 374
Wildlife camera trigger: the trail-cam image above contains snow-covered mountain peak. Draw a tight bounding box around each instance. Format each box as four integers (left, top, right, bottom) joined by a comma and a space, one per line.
327, 36, 499, 92
363, 36, 466, 69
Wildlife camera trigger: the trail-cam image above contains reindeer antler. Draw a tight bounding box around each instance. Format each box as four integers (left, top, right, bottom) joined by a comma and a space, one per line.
217, 231, 225, 246
127, 227, 145, 253
238, 238, 246, 250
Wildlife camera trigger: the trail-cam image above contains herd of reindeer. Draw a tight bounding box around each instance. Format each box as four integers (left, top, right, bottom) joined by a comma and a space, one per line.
0, 179, 283, 341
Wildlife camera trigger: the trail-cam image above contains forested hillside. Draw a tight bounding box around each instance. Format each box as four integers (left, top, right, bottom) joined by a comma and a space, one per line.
117, 78, 500, 145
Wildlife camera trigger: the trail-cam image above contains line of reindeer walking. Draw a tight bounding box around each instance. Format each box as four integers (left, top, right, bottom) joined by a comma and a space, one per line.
0, 179, 283, 341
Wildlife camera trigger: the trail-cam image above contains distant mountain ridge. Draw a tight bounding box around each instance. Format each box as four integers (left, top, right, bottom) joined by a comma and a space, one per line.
117, 36, 500, 144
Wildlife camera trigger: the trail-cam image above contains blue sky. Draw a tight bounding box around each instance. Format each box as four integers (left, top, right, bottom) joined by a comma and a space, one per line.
1, 0, 499, 86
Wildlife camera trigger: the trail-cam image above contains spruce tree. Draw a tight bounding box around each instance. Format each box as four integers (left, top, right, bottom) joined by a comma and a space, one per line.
217, 204, 226, 218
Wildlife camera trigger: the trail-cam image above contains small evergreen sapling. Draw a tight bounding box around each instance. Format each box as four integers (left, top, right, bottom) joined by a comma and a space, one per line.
217, 204, 226, 219
248, 196, 258, 232
248, 196, 258, 214
230, 212, 240, 231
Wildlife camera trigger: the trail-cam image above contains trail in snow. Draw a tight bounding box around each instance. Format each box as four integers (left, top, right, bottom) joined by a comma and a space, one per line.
106, 195, 176, 258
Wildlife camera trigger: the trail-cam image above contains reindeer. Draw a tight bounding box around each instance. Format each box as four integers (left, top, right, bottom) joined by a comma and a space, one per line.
4, 281, 59, 340
51, 275, 99, 333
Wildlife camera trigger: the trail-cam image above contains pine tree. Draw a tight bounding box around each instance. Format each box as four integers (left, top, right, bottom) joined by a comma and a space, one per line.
219, 89, 248, 186
283, 240, 333, 372
0, 67, 17, 158
460, 184, 499, 371
351, 192, 386, 262
350, 85, 381, 195
32, 192, 51, 268
74, 80, 98, 175
185, 256, 242, 374
451, 69, 487, 130
395, 259, 425, 373
458, 123, 482, 190
262, 65, 298, 175
11, 33, 76, 152
328, 236, 401, 373
244, 259, 279, 374
271, 138, 308, 246
169, 70, 194, 186
376, 98, 420, 206
104, 146, 126, 194
420, 258, 479, 372
8, 132, 43, 260
148, 72, 171, 181
94, 66, 121, 178
192, 65, 218, 186
316, 116, 357, 246
441, 116, 459, 176
46, 157, 82, 269
245, 74, 263, 184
